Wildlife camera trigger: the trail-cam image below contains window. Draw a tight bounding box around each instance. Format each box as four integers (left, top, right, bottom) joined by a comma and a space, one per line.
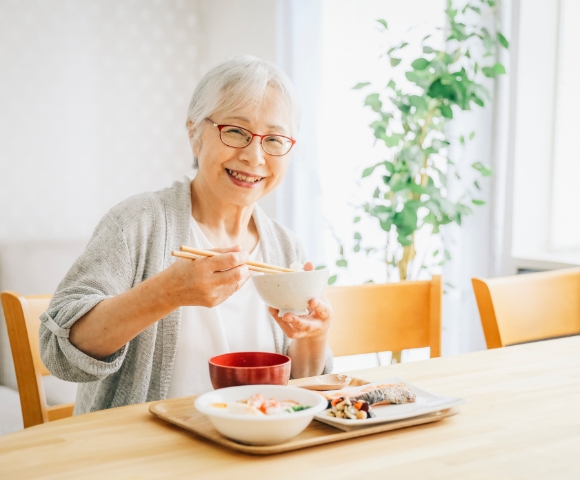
551, 0, 580, 250
511, 0, 580, 268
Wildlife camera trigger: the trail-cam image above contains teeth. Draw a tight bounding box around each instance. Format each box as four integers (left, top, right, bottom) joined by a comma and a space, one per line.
227, 169, 262, 183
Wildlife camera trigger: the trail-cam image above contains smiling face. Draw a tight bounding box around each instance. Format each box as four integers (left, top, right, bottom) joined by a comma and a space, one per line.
191, 86, 294, 208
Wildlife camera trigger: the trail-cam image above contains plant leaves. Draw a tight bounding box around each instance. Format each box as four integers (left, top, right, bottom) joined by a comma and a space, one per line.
315, 265, 326, 270
429, 77, 460, 104
431, 138, 450, 151
352, 82, 371, 90
354, 216, 361, 223
336, 259, 348, 267
472, 199, 486, 205
482, 63, 506, 78
362, 166, 376, 178
497, 32, 509, 49
472, 161, 493, 176
482, 66, 495, 78
390, 57, 402, 67
409, 95, 428, 111
393, 202, 419, 237
494, 62, 506, 75
377, 19, 388, 29
354, 232, 362, 240
362, 161, 384, 178
364, 93, 383, 112
384, 133, 402, 147
328, 275, 337, 285
441, 104, 453, 119
411, 58, 430, 70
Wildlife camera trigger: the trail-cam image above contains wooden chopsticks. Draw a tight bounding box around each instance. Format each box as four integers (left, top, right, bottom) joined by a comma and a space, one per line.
171, 246, 294, 275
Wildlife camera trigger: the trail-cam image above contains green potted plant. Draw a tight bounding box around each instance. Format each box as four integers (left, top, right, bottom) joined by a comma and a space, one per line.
333, 0, 508, 282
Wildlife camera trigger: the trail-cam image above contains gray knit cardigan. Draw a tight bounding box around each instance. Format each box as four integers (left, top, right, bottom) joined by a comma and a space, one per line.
39, 177, 333, 414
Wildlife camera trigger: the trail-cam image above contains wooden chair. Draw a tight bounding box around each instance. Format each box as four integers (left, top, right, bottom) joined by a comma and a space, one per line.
0, 291, 74, 428
472, 268, 580, 349
325, 276, 442, 361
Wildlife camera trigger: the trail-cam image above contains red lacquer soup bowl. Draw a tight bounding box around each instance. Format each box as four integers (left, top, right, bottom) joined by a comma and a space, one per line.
208, 352, 291, 390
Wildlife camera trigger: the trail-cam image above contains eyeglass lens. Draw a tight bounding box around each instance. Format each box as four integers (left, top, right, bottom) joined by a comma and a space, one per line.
220, 126, 292, 156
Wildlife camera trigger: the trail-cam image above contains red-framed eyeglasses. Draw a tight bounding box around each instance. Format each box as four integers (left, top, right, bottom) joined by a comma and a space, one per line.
206, 118, 296, 156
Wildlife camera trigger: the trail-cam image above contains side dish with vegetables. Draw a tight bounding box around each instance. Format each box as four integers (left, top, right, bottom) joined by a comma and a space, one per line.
323, 383, 417, 420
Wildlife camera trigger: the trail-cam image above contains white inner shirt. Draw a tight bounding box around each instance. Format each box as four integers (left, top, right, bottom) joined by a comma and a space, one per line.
166, 217, 276, 398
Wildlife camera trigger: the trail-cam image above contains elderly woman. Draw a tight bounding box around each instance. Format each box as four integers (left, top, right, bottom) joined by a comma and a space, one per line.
39, 55, 333, 414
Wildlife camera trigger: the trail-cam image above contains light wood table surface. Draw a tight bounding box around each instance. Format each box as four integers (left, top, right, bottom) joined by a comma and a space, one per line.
1, 336, 579, 479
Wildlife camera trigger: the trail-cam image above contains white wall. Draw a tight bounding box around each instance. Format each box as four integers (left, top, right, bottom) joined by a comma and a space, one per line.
196, 0, 277, 68
0, 0, 200, 244
0, 0, 298, 245
0, 0, 205, 395
196, 0, 280, 219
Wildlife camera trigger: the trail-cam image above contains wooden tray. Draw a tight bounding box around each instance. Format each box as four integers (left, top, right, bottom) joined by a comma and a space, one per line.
149, 397, 460, 455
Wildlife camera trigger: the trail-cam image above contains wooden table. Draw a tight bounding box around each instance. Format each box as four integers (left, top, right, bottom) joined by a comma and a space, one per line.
1, 336, 579, 479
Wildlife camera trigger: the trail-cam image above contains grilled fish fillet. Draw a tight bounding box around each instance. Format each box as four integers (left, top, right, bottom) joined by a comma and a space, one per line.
323, 383, 416, 406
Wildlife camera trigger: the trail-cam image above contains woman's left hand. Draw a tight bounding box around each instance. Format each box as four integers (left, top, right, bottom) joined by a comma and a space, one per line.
268, 262, 333, 340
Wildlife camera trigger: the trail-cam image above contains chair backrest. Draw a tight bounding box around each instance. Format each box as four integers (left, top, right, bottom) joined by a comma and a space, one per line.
324, 276, 442, 358
472, 268, 580, 349
0, 291, 74, 427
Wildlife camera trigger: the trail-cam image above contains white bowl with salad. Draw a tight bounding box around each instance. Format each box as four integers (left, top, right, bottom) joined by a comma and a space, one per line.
194, 385, 327, 445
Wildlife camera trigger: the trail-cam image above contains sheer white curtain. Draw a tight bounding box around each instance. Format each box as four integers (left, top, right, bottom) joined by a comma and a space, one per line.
442, 0, 514, 354
275, 0, 447, 274
274, 0, 325, 265
276, 0, 515, 361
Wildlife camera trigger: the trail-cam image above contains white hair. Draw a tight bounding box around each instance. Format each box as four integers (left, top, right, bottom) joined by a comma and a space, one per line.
186, 55, 300, 168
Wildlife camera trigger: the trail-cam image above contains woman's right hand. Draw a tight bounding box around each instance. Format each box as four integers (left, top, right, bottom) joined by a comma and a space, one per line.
70, 246, 250, 359
162, 246, 251, 308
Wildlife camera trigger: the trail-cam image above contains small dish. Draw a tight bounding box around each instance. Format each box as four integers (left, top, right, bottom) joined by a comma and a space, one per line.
314, 377, 466, 432
292, 373, 359, 391
194, 385, 328, 445
252, 269, 329, 316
